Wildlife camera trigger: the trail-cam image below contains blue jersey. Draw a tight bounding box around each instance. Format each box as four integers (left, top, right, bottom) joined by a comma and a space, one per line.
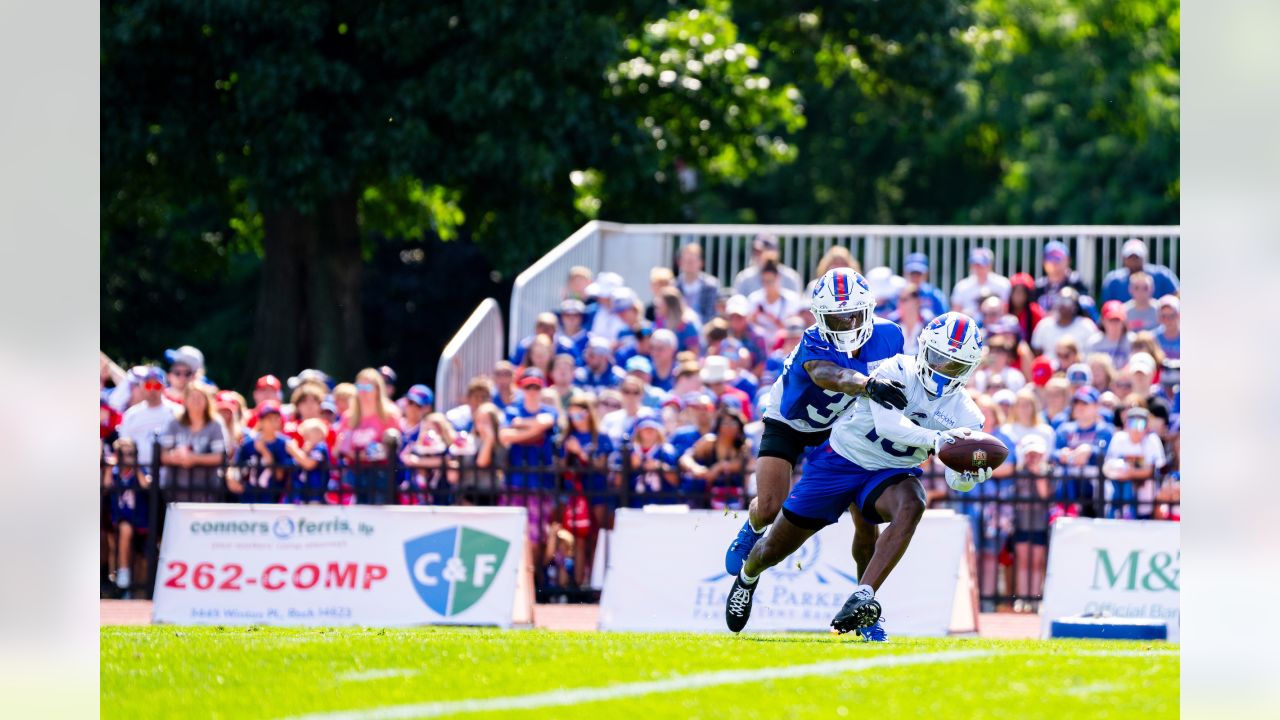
763, 319, 905, 432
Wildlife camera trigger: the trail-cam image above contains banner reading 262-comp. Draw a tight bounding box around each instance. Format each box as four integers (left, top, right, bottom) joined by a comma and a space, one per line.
151, 504, 527, 627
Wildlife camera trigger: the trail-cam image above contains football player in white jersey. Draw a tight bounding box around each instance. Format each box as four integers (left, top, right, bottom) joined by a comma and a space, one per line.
725, 312, 993, 640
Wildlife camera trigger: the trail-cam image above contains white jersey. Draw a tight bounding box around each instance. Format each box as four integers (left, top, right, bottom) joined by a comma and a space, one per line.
829, 354, 984, 469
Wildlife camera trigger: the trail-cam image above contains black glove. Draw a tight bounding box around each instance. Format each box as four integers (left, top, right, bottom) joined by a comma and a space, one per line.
865, 378, 908, 410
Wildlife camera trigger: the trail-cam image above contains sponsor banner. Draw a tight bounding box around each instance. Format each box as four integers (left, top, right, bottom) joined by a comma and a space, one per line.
1041, 518, 1180, 641
152, 504, 527, 627
599, 508, 971, 635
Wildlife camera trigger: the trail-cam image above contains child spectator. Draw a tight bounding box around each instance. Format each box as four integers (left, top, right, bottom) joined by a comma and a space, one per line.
285, 418, 332, 504
399, 413, 458, 505
102, 437, 151, 597
232, 402, 293, 503
1007, 273, 1044, 343
519, 334, 557, 381
158, 382, 229, 501
246, 374, 284, 428
446, 376, 494, 433
331, 382, 356, 420
1011, 434, 1053, 611
460, 402, 506, 505
288, 383, 338, 449
619, 417, 679, 507
1122, 272, 1160, 332
1103, 406, 1166, 519
512, 312, 574, 365
561, 394, 614, 587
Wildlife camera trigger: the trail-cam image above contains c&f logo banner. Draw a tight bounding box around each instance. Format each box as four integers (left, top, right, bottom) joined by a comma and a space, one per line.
404, 526, 511, 617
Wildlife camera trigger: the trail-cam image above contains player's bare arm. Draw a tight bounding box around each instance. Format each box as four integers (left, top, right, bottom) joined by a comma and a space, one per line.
803, 359, 908, 410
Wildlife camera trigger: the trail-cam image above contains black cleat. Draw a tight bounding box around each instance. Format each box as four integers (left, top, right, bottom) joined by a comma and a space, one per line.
831, 587, 882, 634
725, 574, 758, 633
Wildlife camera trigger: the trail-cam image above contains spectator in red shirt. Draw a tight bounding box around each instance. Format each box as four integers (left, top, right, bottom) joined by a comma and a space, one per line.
288, 383, 337, 449
247, 375, 283, 428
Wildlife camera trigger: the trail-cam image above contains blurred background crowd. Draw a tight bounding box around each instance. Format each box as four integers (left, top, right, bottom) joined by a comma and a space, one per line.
101, 235, 1179, 608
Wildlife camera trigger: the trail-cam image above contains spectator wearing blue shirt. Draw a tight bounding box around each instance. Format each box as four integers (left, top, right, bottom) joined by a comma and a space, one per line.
558, 299, 590, 361
724, 295, 769, 375
574, 337, 627, 394
234, 402, 294, 503
1052, 387, 1114, 511
491, 361, 518, 412
668, 392, 716, 459
646, 329, 679, 392
1155, 296, 1180, 360
614, 323, 653, 368
1101, 238, 1180, 303
619, 417, 680, 507
511, 313, 576, 366
499, 369, 560, 546
902, 253, 948, 318
623, 356, 666, 411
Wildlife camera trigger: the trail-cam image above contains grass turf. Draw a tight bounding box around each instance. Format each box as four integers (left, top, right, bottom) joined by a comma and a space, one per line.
101, 626, 1177, 720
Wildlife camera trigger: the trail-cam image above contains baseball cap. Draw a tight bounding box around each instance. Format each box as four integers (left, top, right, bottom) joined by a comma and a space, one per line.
1030, 356, 1054, 387
164, 345, 204, 371
518, 368, 546, 389
559, 298, 586, 315
379, 365, 397, 386
904, 252, 929, 274
684, 392, 715, 410
287, 368, 331, 390
320, 398, 338, 414
587, 336, 613, 354
1072, 386, 1100, 405
969, 247, 993, 267
725, 294, 751, 317
1101, 300, 1128, 321
1122, 405, 1151, 421
1159, 296, 1180, 313
1018, 434, 1047, 455
752, 234, 779, 252
1128, 352, 1157, 375
256, 374, 282, 391
405, 384, 434, 407
256, 401, 282, 420
585, 271, 624, 298
632, 416, 665, 435
1122, 238, 1148, 259
625, 356, 654, 376
612, 287, 637, 310
1066, 363, 1093, 386
661, 394, 684, 411
1044, 241, 1068, 263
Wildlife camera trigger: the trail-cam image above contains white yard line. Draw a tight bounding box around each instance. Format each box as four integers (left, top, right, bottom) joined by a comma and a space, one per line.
1062, 681, 1124, 697
337, 669, 422, 683
1062, 649, 1179, 658
281, 649, 992, 720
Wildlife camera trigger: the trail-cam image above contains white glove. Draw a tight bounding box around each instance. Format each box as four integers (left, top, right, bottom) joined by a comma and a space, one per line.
945, 466, 993, 493
932, 427, 973, 456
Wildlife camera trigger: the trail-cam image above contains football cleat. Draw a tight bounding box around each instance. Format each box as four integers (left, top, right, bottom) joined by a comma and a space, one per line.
724, 521, 765, 576
856, 619, 888, 643
831, 587, 883, 634
725, 574, 759, 633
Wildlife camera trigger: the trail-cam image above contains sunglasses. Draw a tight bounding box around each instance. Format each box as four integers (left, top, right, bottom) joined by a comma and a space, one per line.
143, 381, 164, 391
356, 383, 375, 392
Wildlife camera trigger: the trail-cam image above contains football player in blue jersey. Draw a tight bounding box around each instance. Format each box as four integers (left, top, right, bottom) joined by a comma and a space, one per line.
724, 267, 910, 576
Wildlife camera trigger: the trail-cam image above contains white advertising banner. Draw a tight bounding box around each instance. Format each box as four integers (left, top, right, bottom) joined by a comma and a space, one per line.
1040, 518, 1180, 641
152, 504, 528, 627
600, 508, 973, 636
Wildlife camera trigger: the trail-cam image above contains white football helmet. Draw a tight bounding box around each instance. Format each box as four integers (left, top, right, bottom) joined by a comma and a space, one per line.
810, 267, 875, 355
915, 312, 983, 396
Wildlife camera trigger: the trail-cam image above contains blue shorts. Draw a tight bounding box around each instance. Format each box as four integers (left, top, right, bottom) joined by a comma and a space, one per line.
782, 443, 921, 527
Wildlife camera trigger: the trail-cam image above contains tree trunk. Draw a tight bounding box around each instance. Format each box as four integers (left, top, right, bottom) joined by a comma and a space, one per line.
242, 208, 308, 388
306, 191, 367, 378
244, 194, 367, 390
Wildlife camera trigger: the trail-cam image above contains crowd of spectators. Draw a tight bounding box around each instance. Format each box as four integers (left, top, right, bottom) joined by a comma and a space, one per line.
100, 235, 1180, 606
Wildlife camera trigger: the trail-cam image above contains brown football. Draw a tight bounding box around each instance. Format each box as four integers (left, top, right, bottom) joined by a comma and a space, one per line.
937, 431, 1009, 473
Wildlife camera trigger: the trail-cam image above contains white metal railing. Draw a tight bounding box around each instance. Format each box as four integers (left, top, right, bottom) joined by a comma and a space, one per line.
434, 298, 504, 409
505, 223, 1180, 345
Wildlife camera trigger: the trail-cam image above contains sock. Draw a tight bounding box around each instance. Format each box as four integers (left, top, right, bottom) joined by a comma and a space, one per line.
856, 583, 874, 597
748, 516, 769, 534
739, 568, 760, 585
117, 567, 131, 590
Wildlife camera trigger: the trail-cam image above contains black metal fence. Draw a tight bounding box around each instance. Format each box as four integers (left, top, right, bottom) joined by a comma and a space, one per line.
100, 438, 1179, 609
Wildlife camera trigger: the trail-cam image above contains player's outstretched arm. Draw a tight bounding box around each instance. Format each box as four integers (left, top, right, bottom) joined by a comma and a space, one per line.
803, 360, 908, 409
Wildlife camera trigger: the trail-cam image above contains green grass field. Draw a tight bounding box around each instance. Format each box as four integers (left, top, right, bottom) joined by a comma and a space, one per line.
101, 626, 1178, 720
